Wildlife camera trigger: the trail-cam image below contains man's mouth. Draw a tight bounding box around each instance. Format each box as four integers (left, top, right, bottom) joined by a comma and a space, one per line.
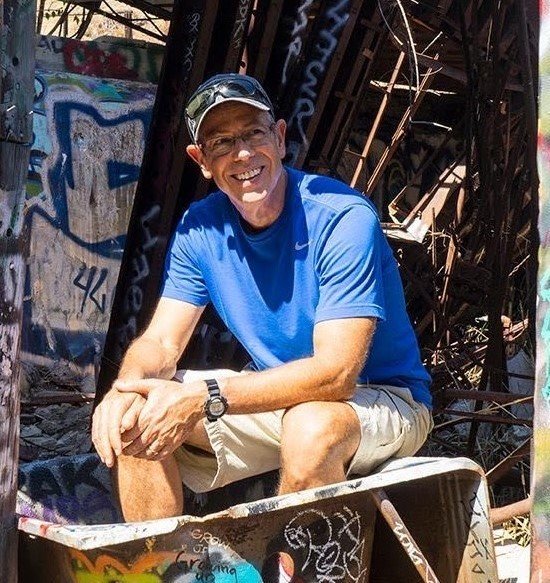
234, 167, 262, 181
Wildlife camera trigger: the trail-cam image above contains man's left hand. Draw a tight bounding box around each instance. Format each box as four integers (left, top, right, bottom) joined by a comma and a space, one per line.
115, 378, 204, 460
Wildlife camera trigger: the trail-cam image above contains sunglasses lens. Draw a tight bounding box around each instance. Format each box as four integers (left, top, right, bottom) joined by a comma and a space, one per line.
187, 79, 264, 121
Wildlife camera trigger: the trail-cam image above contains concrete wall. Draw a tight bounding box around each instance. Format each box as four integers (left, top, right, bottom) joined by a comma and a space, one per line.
22, 37, 157, 389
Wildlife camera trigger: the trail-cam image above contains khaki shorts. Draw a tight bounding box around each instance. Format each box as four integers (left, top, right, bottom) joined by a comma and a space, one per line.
173, 369, 433, 493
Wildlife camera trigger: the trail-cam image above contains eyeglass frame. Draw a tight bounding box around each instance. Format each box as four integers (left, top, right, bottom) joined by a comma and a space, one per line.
197, 121, 278, 157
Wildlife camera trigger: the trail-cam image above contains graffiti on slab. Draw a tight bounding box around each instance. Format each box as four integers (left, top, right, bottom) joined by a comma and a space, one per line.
36, 35, 164, 84
23, 71, 155, 385
282, 506, 367, 582
460, 491, 495, 577
17, 454, 120, 524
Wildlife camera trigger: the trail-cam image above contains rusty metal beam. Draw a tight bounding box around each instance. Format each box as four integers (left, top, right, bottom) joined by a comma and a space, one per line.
95, 0, 218, 404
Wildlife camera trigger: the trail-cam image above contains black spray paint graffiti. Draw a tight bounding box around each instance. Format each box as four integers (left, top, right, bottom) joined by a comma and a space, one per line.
114, 204, 160, 360
283, 506, 367, 582
460, 492, 494, 576
17, 454, 120, 524
285, 0, 350, 164
73, 265, 108, 313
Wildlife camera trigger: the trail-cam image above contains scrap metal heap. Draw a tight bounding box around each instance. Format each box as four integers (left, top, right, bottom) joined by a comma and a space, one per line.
37, 0, 536, 510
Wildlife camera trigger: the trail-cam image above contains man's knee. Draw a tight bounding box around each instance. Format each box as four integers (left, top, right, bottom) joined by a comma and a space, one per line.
280, 402, 360, 488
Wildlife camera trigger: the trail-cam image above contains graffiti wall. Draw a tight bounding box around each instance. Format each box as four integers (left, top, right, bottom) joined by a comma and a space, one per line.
22, 63, 156, 387
36, 35, 164, 84
533, 0, 550, 577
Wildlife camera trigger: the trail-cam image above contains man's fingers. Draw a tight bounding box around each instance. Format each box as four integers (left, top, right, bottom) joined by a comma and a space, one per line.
93, 403, 115, 467
120, 397, 145, 432
115, 378, 157, 395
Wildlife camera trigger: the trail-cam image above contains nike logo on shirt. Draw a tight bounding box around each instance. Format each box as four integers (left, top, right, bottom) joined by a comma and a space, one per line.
295, 241, 312, 251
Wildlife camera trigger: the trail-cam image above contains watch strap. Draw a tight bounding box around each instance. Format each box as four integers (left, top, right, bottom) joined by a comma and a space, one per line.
205, 378, 221, 397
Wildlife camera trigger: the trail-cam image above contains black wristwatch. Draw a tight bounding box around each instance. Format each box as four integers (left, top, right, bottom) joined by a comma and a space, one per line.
204, 379, 228, 422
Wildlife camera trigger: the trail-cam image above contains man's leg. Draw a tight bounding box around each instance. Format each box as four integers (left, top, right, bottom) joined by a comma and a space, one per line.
114, 454, 183, 522
279, 401, 361, 494
114, 421, 213, 522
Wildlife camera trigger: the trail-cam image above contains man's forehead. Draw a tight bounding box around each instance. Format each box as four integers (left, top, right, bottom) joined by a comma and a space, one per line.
199, 102, 272, 138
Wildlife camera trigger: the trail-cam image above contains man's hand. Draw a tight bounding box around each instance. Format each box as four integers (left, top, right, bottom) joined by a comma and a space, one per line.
92, 389, 146, 467
116, 379, 205, 460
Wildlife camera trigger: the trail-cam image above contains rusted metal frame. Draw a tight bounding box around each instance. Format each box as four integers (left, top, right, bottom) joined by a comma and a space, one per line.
486, 438, 530, 485
21, 393, 95, 407
403, 160, 466, 233
263, 0, 326, 109
294, 0, 364, 168
516, 0, 539, 354
467, 127, 528, 451
120, 0, 172, 19
95, 0, 218, 403
415, 53, 524, 92
323, 10, 386, 172
398, 259, 490, 374
365, 61, 437, 196
65, 0, 167, 41
490, 496, 531, 525
443, 409, 532, 427
443, 388, 532, 406
244, 0, 285, 81
349, 50, 405, 188
370, 488, 441, 583
464, 2, 521, 453
222, 0, 255, 71
387, 117, 466, 222
282, 0, 356, 166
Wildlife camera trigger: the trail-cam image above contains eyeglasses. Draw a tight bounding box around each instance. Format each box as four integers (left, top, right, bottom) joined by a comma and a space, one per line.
186, 78, 273, 125
199, 123, 277, 157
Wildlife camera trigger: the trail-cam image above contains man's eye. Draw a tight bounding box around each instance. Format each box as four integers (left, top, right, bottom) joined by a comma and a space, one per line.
210, 137, 232, 149
250, 128, 266, 137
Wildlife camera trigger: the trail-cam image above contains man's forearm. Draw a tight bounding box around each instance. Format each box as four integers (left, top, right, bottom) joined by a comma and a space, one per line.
212, 317, 375, 416
118, 334, 180, 382
216, 355, 360, 415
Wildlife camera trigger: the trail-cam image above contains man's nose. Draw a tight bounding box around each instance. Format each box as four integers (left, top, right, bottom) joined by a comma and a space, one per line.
234, 139, 253, 159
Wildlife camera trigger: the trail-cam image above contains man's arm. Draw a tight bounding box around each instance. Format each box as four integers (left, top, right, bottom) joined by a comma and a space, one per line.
117, 316, 376, 457
92, 297, 204, 466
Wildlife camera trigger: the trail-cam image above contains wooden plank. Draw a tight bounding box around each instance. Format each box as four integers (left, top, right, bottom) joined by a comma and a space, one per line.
0, 0, 36, 579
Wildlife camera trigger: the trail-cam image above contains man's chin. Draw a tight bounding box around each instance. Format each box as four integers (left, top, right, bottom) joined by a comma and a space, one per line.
241, 190, 268, 203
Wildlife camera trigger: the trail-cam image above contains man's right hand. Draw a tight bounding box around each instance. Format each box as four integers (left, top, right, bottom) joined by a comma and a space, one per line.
92, 389, 146, 467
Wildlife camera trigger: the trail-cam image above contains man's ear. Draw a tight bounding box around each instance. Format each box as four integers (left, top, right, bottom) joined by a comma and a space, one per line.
274, 119, 287, 159
186, 144, 212, 179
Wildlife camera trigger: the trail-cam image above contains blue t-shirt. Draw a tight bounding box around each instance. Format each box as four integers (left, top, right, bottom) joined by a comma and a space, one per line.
162, 167, 432, 407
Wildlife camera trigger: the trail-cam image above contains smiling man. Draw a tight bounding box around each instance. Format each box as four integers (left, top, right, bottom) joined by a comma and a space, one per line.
92, 73, 433, 522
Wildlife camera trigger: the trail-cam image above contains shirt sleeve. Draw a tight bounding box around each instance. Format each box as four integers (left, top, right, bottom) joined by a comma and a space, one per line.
314, 203, 386, 323
160, 211, 210, 306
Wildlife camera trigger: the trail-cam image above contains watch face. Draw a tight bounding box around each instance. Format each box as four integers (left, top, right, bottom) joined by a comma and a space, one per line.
209, 397, 226, 417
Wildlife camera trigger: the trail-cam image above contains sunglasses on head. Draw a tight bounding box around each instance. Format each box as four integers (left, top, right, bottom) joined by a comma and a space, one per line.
186, 78, 272, 122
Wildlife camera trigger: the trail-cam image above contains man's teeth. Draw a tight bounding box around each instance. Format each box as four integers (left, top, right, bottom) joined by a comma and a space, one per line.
235, 168, 261, 180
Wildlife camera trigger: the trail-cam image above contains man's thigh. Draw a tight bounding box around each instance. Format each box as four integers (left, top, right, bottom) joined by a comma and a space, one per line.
347, 384, 433, 476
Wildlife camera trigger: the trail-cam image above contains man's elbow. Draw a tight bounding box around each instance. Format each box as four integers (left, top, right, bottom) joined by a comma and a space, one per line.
328, 366, 359, 400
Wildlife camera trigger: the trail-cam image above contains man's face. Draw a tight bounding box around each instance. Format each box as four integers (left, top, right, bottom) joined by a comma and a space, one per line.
186, 102, 286, 214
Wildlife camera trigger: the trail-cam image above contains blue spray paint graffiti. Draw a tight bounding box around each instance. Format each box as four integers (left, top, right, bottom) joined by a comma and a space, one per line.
23, 72, 156, 382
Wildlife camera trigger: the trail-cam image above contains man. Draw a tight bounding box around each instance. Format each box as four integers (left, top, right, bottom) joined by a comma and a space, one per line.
92, 73, 433, 522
